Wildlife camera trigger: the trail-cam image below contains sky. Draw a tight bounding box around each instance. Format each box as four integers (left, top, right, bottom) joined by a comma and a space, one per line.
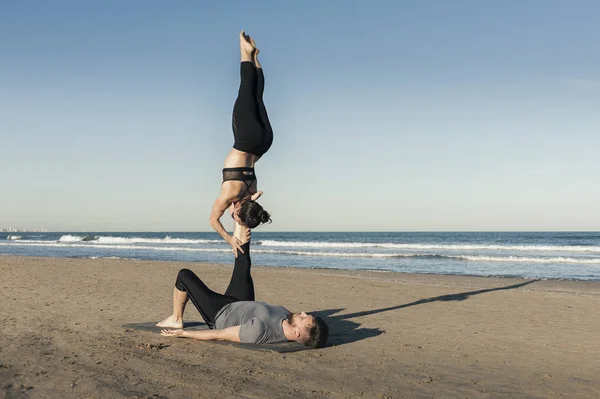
1, 1, 599, 232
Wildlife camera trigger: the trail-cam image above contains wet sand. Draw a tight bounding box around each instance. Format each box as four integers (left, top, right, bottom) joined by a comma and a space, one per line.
1, 256, 599, 398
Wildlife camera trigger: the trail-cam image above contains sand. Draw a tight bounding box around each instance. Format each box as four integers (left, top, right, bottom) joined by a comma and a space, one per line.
1, 256, 599, 399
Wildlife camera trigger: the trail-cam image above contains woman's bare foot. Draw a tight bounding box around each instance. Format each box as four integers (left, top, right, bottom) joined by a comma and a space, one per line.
249, 37, 259, 56
156, 314, 183, 329
249, 37, 262, 68
239, 31, 255, 58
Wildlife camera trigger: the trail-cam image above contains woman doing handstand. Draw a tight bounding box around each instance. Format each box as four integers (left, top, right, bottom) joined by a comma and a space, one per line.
210, 31, 273, 257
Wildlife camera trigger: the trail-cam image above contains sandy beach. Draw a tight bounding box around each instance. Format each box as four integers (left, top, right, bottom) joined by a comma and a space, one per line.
1, 256, 599, 398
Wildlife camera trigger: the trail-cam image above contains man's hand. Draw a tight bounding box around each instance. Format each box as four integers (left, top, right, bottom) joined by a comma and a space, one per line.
226, 235, 245, 258
160, 328, 185, 337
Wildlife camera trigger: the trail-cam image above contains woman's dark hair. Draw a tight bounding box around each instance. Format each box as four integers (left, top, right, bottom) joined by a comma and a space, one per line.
239, 201, 271, 228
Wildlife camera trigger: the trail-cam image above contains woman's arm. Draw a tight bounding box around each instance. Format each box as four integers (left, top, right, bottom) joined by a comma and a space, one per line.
250, 191, 263, 201
161, 326, 241, 343
209, 195, 244, 257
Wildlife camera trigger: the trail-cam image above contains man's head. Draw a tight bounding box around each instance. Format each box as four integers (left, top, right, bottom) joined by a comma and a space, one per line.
232, 200, 271, 228
287, 312, 329, 348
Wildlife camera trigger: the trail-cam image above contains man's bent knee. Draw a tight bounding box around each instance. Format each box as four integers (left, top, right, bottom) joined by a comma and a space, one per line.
176, 268, 195, 290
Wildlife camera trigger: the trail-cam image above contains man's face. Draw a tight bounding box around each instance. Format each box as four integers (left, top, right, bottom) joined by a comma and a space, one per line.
290, 311, 315, 339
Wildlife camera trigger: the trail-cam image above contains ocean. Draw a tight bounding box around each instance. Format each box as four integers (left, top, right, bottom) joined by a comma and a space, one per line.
1, 231, 600, 281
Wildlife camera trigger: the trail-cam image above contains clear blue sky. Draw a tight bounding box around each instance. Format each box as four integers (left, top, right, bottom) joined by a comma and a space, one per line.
1, 1, 599, 232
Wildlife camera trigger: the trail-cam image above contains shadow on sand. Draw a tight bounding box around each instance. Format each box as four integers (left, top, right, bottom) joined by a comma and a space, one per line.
312, 279, 538, 347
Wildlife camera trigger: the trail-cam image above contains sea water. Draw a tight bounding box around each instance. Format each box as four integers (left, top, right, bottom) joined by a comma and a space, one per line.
1, 231, 600, 280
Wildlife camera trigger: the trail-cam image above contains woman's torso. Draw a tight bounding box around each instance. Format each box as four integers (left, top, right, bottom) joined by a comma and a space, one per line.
222, 149, 259, 205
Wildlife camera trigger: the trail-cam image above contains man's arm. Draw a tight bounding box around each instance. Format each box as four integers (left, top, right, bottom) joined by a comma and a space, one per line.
161, 326, 241, 343
209, 195, 244, 257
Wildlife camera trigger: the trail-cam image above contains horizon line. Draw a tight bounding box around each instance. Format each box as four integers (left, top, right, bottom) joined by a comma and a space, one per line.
5, 230, 600, 234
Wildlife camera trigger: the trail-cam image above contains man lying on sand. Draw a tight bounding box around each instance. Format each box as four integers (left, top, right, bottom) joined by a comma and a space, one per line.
157, 223, 329, 348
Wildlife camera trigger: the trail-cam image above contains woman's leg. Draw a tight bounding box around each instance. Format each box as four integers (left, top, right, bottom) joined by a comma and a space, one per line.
158, 269, 237, 329
224, 242, 255, 301
254, 50, 273, 155
232, 33, 265, 155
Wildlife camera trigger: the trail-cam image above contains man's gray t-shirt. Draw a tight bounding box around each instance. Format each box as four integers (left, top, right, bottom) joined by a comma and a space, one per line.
214, 301, 290, 344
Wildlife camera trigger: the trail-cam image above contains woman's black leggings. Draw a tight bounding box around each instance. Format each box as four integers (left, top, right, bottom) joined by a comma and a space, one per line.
175, 242, 254, 328
232, 61, 273, 157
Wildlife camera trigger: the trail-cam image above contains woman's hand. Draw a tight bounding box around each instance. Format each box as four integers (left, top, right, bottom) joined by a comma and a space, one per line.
160, 329, 185, 337
227, 235, 245, 258
250, 191, 263, 201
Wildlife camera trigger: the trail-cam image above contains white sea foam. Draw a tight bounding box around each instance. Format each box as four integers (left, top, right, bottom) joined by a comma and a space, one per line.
57, 235, 221, 245
251, 249, 600, 263
30, 236, 600, 253
58, 235, 85, 242
457, 255, 600, 264
0, 241, 231, 253
257, 240, 600, 253
94, 236, 220, 245
6, 235, 22, 240
2, 242, 600, 264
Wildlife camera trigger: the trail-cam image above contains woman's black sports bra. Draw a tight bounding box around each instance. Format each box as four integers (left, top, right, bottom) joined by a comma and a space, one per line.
222, 167, 256, 201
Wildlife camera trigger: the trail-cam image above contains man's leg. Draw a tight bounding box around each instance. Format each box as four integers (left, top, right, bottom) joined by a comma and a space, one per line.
224, 243, 255, 301
156, 286, 190, 329
224, 223, 255, 301
157, 269, 237, 329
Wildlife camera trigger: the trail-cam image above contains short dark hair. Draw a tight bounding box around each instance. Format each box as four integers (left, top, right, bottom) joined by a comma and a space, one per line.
239, 201, 271, 229
304, 316, 329, 348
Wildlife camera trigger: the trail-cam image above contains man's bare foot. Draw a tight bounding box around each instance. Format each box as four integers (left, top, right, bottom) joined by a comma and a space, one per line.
156, 315, 183, 329
239, 31, 255, 54
234, 221, 251, 245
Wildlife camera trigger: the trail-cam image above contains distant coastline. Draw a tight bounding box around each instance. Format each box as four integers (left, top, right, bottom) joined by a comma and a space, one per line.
1, 228, 47, 232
